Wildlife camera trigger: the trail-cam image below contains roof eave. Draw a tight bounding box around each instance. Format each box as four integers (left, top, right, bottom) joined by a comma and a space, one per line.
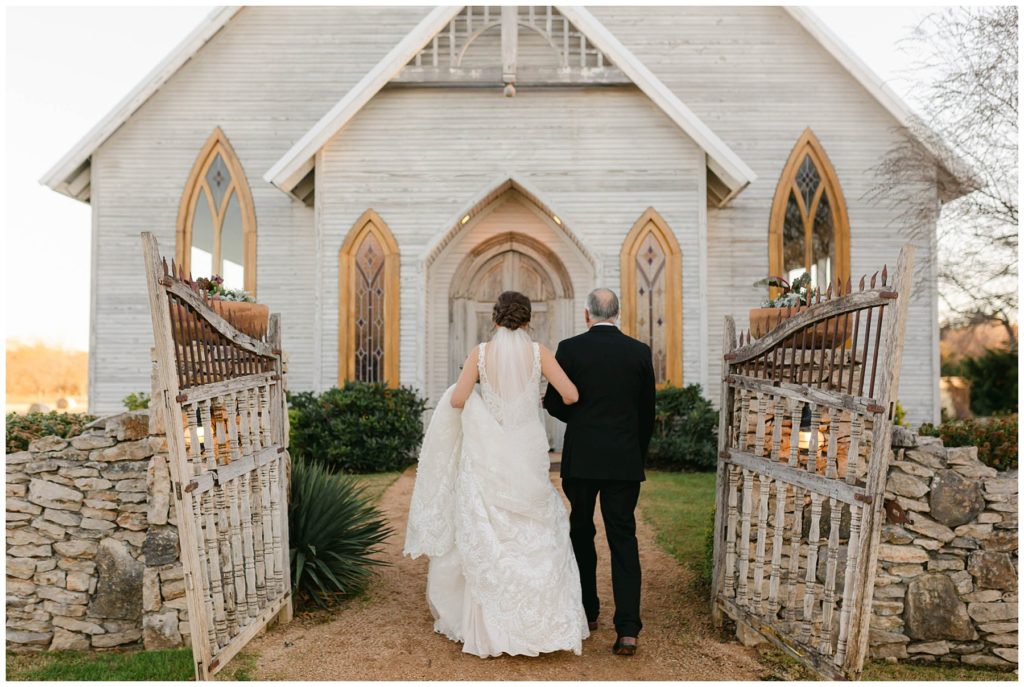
38, 6, 243, 203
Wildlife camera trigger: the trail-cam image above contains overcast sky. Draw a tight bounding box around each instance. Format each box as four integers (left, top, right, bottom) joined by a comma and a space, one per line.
5, 5, 937, 351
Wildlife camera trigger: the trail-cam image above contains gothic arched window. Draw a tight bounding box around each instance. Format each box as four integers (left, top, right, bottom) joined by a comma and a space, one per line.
769, 129, 850, 292
620, 208, 682, 386
339, 210, 400, 386
176, 128, 257, 294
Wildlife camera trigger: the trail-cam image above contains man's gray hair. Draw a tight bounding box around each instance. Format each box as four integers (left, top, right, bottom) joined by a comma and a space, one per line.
587, 288, 620, 321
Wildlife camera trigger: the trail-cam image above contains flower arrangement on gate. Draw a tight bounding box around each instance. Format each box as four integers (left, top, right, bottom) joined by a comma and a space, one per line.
753, 272, 815, 308
194, 274, 254, 302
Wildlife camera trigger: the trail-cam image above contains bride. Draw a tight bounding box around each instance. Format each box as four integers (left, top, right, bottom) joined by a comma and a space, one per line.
404, 290, 590, 658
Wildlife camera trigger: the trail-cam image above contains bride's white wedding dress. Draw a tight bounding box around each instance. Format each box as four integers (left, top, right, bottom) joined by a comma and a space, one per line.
403, 326, 589, 658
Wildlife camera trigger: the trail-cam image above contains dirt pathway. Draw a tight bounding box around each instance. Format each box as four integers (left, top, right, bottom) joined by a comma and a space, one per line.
246, 468, 763, 680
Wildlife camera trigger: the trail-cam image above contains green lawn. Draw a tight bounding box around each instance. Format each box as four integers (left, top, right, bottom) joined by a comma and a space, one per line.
351, 470, 402, 502
638, 470, 717, 587
756, 645, 1014, 681
6, 648, 259, 681
6, 649, 193, 681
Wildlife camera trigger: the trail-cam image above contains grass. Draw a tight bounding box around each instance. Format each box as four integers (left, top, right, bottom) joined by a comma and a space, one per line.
758, 646, 1015, 681
6, 648, 260, 681
350, 470, 402, 502
638, 470, 717, 588
6, 648, 192, 681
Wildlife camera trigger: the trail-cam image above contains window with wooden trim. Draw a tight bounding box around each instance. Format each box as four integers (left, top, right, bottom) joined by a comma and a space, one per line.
769, 129, 850, 292
620, 208, 682, 386
339, 210, 400, 386
176, 128, 257, 294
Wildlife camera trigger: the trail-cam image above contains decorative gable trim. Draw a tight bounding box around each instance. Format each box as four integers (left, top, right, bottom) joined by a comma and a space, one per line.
392, 6, 630, 89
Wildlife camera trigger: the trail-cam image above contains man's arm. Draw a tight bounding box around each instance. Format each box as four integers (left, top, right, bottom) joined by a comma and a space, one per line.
542, 341, 575, 422
638, 346, 656, 457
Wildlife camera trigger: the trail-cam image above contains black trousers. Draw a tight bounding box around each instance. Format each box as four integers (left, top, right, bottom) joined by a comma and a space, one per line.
561, 478, 642, 637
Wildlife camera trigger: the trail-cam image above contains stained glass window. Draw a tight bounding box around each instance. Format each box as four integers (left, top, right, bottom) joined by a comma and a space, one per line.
340, 211, 399, 388
770, 130, 849, 293
621, 209, 682, 387
179, 129, 256, 294
635, 232, 668, 383
353, 233, 386, 383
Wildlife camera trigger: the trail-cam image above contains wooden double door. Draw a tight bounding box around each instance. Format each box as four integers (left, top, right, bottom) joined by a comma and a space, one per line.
449, 234, 574, 449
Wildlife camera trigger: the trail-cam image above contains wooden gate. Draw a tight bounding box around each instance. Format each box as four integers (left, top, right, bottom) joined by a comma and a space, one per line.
711, 245, 915, 679
141, 232, 292, 680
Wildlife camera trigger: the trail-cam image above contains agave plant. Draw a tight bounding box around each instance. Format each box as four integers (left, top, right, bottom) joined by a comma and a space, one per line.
288, 457, 393, 608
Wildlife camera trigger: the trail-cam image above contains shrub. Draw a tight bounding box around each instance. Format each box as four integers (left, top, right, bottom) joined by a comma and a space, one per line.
288, 381, 426, 473
893, 400, 909, 428
288, 457, 393, 608
122, 392, 150, 410
919, 414, 1018, 471
6, 411, 97, 453
647, 384, 719, 472
959, 346, 1017, 416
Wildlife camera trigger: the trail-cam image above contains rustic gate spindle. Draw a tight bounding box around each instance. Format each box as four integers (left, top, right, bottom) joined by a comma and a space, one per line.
142, 232, 292, 680
711, 245, 915, 679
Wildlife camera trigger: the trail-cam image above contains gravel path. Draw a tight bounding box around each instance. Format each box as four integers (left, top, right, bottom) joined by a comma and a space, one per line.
246, 468, 763, 680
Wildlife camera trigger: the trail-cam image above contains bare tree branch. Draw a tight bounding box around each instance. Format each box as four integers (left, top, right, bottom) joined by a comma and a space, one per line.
865, 7, 1017, 345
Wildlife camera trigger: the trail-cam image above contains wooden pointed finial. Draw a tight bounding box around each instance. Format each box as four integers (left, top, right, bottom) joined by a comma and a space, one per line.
870, 271, 878, 288
881, 264, 888, 286
845, 277, 852, 294
858, 275, 866, 291
825, 284, 833, 300
161, 258, 169, 276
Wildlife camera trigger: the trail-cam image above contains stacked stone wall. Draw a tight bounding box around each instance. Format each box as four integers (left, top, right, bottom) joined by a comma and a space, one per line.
868, 428, 1017, 668
5, 411, 187, 651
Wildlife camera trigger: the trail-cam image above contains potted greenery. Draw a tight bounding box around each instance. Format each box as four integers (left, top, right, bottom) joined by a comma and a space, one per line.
173, 275, 269, 343
749, 273, 847, 348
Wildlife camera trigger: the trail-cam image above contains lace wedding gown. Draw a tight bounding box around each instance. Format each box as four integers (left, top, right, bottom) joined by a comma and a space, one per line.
403, 326, 589, 658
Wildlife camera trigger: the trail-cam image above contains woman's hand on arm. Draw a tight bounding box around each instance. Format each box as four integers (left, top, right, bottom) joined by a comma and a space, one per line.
539, 345, 579, 405
450, 347, 480, 409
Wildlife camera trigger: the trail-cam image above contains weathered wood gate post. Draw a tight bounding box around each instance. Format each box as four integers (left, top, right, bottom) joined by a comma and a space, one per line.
141, 232, 292, 680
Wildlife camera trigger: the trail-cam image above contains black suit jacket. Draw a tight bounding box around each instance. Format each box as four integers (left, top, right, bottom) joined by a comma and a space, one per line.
543, 325, 656, 482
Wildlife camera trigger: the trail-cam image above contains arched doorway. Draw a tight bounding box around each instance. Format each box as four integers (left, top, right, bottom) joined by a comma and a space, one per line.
449, 233, 574, 448
449, 232, 574, 378
425, 182, 596, 449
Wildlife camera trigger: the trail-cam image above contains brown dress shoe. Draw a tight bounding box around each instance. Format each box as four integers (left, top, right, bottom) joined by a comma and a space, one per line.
612, 636, 637, 656
588, 619, 599, 632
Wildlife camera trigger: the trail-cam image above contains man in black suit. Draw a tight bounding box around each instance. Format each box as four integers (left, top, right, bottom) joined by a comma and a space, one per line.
543, 288, 656, 657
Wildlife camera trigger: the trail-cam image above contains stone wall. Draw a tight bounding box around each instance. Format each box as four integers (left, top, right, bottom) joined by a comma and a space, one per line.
869, 427, 1018, 668
5, 411, 187, 652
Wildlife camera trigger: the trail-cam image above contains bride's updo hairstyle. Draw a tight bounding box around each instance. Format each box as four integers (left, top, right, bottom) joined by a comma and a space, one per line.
492, 291, 532, 330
